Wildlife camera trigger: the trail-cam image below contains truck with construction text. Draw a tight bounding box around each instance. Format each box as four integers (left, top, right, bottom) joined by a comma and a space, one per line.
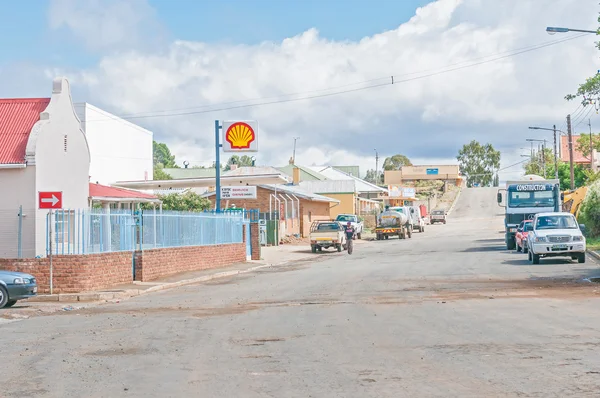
497, 174, 561, 250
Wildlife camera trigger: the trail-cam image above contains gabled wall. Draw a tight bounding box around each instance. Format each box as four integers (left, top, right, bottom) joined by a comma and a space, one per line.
26, 78, 91, 256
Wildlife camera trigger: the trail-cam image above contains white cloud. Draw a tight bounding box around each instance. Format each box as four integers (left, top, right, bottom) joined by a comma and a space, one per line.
41, 0, 600, 179
48, 0, 166, 52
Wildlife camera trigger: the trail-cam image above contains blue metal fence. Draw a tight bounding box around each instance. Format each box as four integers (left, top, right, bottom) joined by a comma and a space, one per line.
46, 208, 245, 256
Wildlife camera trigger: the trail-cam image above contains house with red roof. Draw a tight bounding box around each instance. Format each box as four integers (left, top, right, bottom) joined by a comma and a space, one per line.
559, 135, 591, 166
0, 77, 159, 258
0, 77, 91, 257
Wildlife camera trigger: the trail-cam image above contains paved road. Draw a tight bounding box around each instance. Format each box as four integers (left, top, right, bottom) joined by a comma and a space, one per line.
3, 188, 600, 397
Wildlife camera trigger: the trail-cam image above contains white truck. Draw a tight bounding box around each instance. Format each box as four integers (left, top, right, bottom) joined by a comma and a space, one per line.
335, 214, 363, 239
526, 212, 587, 264
375, 207, 412, 240
409, 206, 425, 232
497, 174, 561, 250
309, 221, 346, 253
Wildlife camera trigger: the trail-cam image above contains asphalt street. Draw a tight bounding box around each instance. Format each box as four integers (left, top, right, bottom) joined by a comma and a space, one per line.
2, 188, 600, 397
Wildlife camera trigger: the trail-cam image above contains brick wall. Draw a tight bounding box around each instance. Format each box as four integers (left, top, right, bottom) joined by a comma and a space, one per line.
134, 243, 246, 282
0, 252, 132, 294
250, 223, 260, 260
300, 201, 332, 237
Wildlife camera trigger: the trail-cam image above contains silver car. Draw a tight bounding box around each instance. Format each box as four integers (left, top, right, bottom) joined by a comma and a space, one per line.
0, 270, 38, 308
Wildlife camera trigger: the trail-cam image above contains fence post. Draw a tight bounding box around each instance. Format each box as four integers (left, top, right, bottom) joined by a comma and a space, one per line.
48, 210, 53, 295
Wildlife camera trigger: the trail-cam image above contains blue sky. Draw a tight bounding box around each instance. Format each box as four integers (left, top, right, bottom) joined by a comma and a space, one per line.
0, 0, 430, 67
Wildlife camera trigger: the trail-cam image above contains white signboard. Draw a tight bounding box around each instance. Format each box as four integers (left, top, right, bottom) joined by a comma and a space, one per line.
220, 186, 257, 199
402, 187, 416, 198
222, 120, 258, 152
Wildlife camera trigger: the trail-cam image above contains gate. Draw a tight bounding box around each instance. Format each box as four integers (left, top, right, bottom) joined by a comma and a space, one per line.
244, 220, 251, 257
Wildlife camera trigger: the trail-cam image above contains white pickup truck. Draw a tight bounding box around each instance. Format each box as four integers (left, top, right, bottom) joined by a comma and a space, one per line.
335, 214, 363, 239
309, 221, 346, 253
526, 212, 587, 264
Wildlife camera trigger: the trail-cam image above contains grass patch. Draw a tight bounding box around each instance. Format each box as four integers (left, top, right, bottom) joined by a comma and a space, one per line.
586, 237, 600, 251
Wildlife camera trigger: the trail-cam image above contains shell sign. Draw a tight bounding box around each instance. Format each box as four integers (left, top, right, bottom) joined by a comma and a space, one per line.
222, 120, 258, 152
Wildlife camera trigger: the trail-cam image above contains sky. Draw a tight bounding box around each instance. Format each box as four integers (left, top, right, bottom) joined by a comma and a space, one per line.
0, 0, 598, 181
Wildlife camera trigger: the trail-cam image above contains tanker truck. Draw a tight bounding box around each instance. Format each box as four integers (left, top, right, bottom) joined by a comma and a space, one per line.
375, 206, 412, 240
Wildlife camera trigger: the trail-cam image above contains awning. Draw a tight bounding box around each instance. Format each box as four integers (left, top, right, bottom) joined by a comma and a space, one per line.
111, 174, 289, 190
89, 183, 161, 204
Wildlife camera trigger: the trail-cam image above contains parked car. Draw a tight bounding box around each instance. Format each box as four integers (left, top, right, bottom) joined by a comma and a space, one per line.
335, 214, 363, 239
0, 270, 38, 308
515, 220, 533, 253
309, 221, 346, 253
526, 212, 586, 264
430, 209, 447, 224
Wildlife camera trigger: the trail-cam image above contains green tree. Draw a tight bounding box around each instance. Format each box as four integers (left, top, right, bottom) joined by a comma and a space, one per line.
575, 133, 600, 159
224, 155, 255, 171
579, 182, 600, 236
363, 169, 378, 184
523, 147, 554, 177
382, 154, 412, 170
565, 14, 600, 103
538, 162, 588, 190
456, 140, 501, 187
151, 191, 211, 212
153, 168, 172, 180
153, 140, 178, 168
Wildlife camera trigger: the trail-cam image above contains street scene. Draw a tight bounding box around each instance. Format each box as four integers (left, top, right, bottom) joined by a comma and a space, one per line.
2, 0, 600, 397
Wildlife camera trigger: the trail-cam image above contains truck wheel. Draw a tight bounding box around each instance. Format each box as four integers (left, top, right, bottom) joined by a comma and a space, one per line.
578, 253, 586, 263
357, 233, 362, 240
311, 245, 316, 253
376, 233, 381, 240
337, 244, 342, 252
532, 253, 540, 264
385, 235, 389, 240
506, 237, 516, 250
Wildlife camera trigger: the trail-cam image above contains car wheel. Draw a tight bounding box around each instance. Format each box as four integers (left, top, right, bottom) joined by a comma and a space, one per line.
0, 285, 8, 309
5, 300, 17, 308
532, 253, 540, 264
578, 253, 586, 264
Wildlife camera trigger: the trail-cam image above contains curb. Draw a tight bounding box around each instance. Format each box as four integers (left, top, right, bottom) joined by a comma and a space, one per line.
586, 249, 600, 262
446, 187, 463, 217
27, 259, 304, 304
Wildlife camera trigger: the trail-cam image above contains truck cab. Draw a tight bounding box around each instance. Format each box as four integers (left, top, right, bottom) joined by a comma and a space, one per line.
497, 176, 561, 250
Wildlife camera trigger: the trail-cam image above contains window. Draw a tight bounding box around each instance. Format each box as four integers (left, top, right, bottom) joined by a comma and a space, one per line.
508, 190, 554, 208
336, 215, 357, 222
535, 215, 578, 230
54, 210, 75, 245
316, 223, 340, 231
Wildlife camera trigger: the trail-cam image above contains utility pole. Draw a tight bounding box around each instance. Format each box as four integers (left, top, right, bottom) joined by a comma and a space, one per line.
589, 119, 594, 170
374, 149, 379, 185
541, 140, 546, 178
292, 137, 299, 164
567, 114, 575, 190
553, 125, 558, 180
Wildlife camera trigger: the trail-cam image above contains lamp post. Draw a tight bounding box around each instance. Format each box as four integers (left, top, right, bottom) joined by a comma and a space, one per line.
529, 126, 566, 180
546, 27, 597, 34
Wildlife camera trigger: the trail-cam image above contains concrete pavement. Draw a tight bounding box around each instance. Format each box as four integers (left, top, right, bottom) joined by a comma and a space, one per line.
2, 187, 600, 397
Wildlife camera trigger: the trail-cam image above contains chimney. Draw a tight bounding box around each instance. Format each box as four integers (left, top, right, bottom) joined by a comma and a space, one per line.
230, 164, 238, 171
293, 166, 300, 185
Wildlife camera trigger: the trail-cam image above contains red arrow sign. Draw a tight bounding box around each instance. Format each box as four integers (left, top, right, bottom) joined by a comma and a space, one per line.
39, 191, 63, 209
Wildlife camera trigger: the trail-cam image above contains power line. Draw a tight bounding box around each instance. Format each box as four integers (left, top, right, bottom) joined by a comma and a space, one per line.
83, 33, 588, 123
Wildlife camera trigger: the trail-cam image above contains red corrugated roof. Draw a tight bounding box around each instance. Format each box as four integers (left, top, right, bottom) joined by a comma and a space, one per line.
89, 183, 157, 199
560, 135, 588, 163
0, 98, 50, 164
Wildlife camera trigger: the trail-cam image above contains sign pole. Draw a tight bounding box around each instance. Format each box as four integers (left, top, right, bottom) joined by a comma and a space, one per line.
215, 120, 222, 212
48, 210, 53, 295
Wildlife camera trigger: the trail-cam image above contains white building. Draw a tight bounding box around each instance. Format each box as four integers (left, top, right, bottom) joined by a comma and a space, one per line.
74, 103, 153, 185
0, 77, 91, 257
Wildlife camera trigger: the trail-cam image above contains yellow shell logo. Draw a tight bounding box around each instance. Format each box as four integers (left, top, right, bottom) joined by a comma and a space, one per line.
225, 122, 255, 149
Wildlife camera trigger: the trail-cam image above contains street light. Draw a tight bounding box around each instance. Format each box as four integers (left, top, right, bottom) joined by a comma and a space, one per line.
526, 138, 548, 177
546, 26, 597, 34
529, 126, 567, 181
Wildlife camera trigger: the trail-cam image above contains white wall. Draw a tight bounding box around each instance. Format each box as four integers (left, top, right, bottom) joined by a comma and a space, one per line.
0, 167, 36, 258
27, 78, 91, 256
75, 103, 153, 185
